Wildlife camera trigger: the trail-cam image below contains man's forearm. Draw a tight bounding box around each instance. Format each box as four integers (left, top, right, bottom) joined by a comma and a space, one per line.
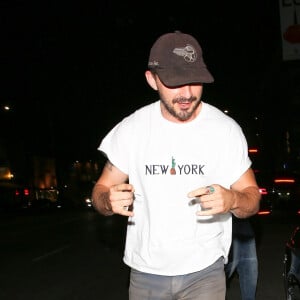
92, 184, 114, 216
230, 186, 261, 218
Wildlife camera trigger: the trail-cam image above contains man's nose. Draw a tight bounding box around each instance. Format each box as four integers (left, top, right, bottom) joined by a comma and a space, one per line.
179, 85, 193, 98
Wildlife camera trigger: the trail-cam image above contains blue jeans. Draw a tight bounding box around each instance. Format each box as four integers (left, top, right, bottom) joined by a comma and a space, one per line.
289, 251, 300, 281
225, 237, 258, 300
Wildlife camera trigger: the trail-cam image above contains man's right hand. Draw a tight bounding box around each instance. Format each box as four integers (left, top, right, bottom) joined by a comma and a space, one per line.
108, 183, 135, 216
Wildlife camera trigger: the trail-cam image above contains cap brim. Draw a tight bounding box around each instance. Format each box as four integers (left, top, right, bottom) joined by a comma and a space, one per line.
155, 67, 214, 87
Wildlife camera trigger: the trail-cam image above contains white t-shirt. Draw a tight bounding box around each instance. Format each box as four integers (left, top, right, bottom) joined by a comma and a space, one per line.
99, 101, 251, 276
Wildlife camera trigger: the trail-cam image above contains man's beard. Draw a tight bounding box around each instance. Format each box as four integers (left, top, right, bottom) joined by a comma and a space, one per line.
161, 96, 200, 121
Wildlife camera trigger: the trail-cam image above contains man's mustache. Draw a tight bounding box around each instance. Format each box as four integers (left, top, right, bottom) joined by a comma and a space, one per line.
172, 96, 197, 104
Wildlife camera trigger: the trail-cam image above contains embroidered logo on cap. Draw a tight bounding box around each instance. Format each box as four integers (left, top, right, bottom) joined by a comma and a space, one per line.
173, 44, 197, 62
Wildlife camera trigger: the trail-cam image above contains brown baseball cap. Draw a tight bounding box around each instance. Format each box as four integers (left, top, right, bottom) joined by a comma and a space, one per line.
148, 31, 214, 87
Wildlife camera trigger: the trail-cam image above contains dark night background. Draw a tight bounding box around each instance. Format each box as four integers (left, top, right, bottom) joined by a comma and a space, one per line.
1, 0, 300, 179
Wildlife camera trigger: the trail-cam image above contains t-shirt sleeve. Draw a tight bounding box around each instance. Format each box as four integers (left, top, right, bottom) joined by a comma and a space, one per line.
98, 116, 134, 175
225, 121, 252, 186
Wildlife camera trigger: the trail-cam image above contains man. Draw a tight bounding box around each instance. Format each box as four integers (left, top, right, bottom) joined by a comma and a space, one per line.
92, 31, 261, 300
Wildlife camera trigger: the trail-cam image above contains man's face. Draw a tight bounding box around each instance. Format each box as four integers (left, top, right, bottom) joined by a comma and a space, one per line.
154, 75, 203, 123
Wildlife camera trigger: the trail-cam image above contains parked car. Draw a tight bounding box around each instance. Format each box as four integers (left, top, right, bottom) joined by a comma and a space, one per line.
270, 172, 300, 219
252, 168, 300, 220
30, 187, 60, 210
0, 181, 32, 212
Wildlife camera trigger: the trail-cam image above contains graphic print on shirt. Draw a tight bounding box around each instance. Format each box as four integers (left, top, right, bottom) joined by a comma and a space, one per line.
170, 157, 176, 175
145, 156, 205, 176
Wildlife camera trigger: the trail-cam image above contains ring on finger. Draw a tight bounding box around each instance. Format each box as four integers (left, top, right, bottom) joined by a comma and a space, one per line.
206, 186, 215, 194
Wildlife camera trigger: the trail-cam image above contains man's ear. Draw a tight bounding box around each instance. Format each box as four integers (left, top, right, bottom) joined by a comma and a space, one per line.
145, 70, 158, 91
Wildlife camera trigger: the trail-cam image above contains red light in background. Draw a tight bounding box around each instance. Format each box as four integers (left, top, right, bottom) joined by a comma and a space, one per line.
257, 210, 271, 215
249, 148, 258, 153
274, 178, 295, 183
15, 188, 30, 196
